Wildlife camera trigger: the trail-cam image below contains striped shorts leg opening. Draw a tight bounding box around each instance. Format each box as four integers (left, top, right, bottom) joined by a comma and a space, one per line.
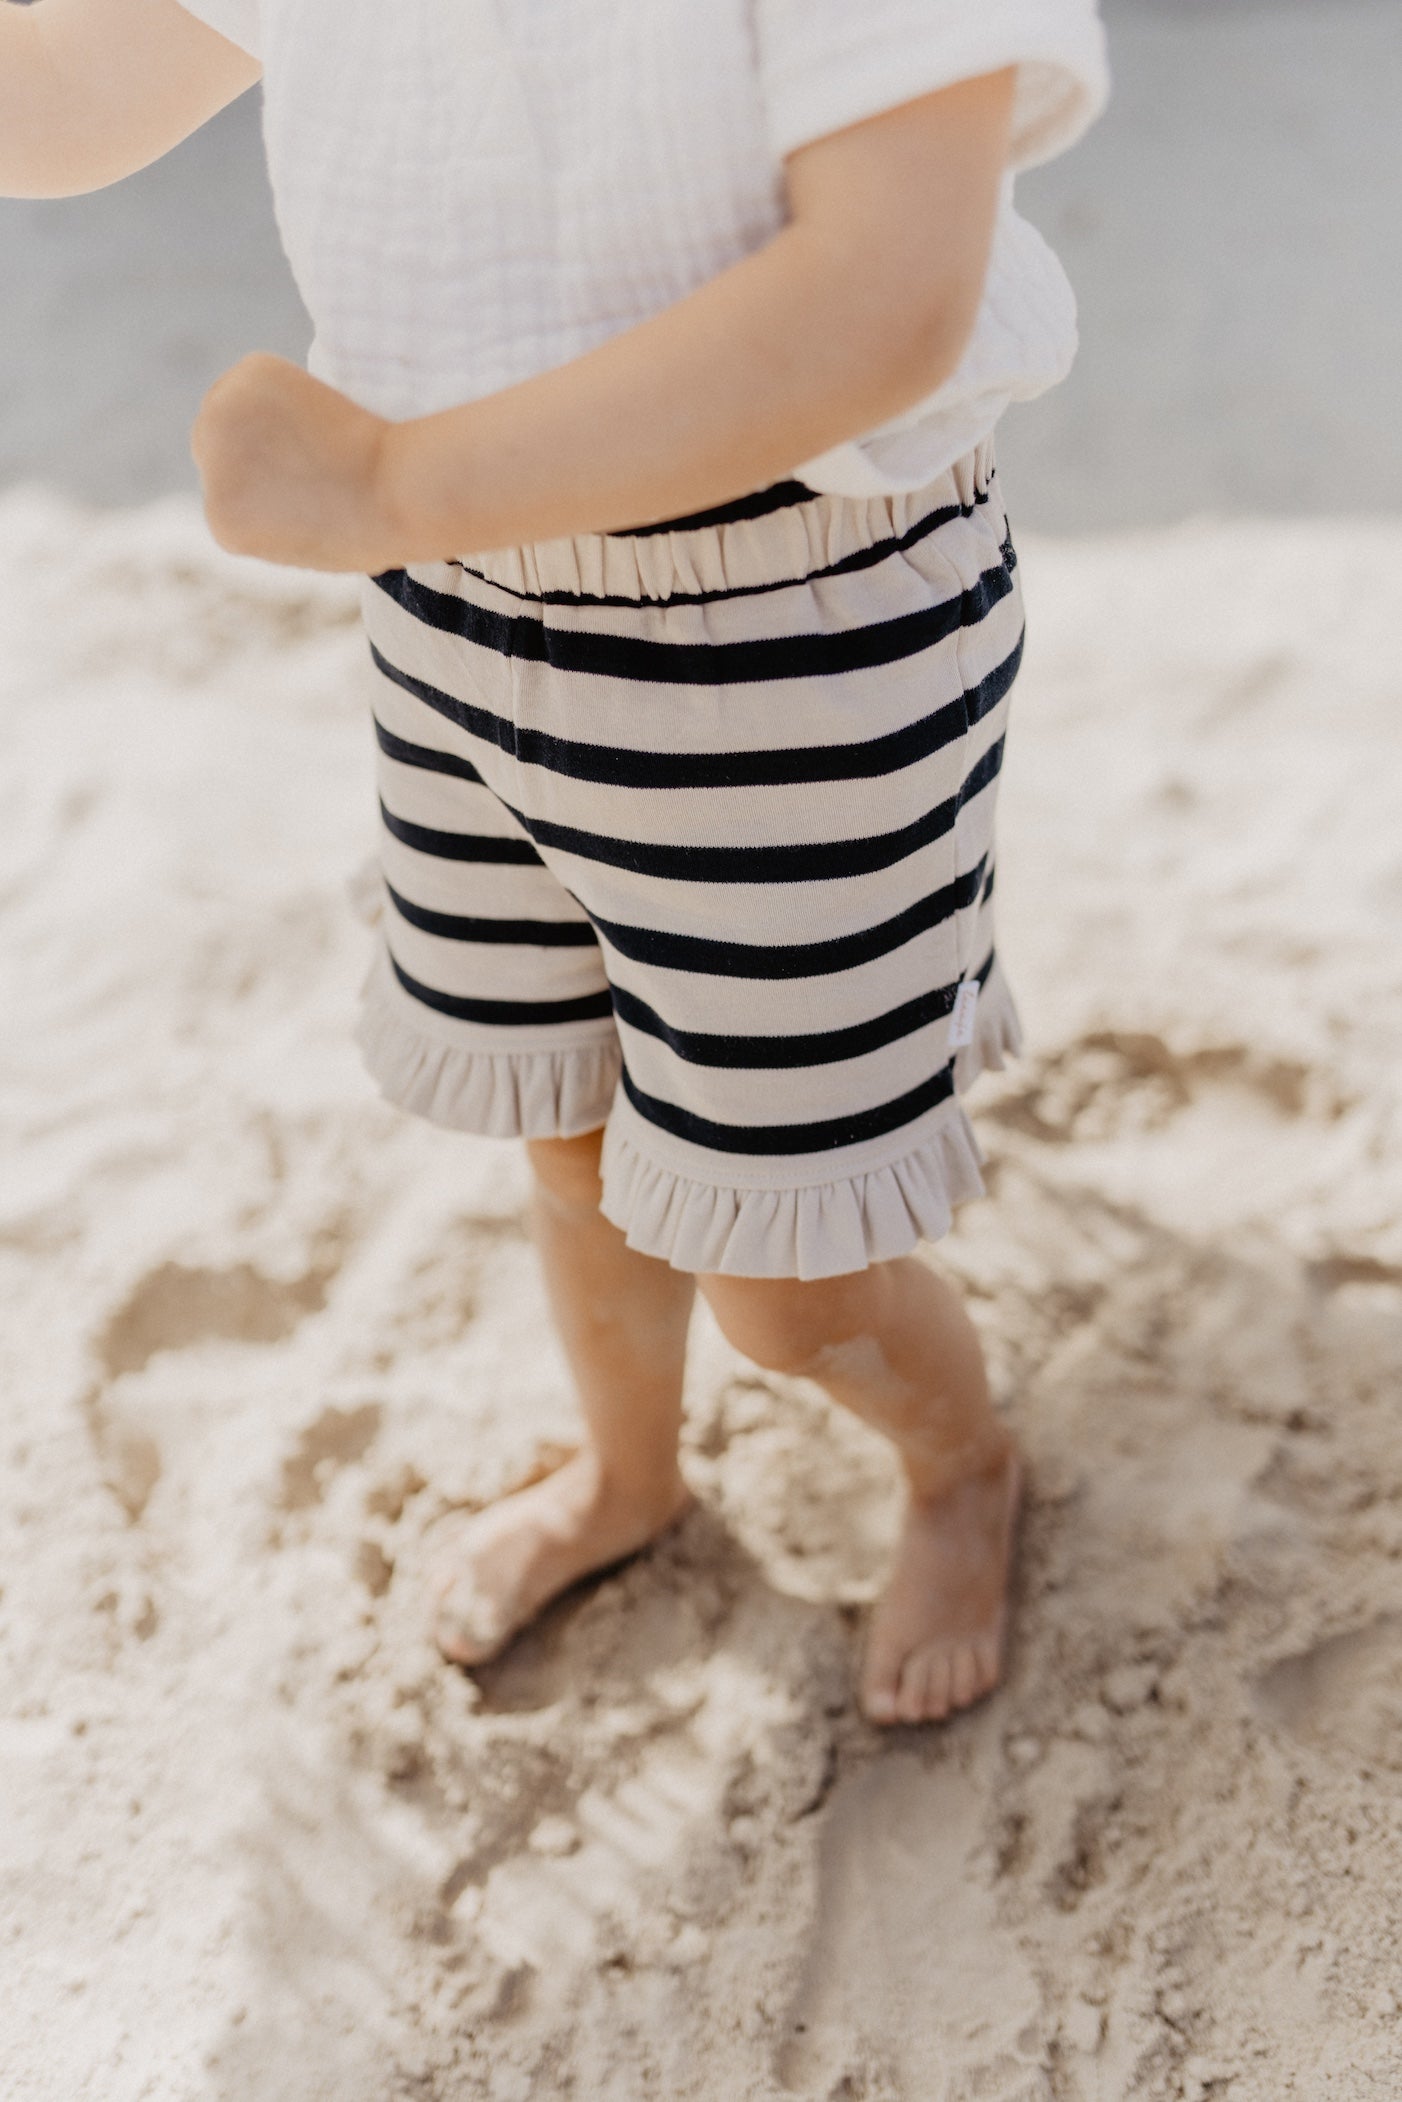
356, 436, 1024, 1279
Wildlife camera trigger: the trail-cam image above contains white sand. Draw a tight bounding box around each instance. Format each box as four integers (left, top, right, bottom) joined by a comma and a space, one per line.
3, 493, 1402, 2100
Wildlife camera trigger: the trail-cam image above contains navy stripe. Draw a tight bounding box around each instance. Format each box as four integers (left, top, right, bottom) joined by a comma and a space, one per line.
619, 1055, 958, 1157
616, 478, 819, 537
370, 548, 1016, 689
385, 882, 598, 948
375, 717, 485, 786
447, 484, 998, 612
590, 856, 989, 980
379, 799, 543, 866
518, 737, 1004, 884
389, 953, 612, 1027
382, 727, 1001, 881
370, 630, 1021, 794
611, 950, 996, 1071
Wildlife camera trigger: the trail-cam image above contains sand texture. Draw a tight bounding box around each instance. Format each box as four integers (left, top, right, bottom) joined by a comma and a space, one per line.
3, 492, 1401, 2100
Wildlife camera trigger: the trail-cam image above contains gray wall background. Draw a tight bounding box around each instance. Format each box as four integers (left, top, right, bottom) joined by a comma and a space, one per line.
1, 0, 1397, 530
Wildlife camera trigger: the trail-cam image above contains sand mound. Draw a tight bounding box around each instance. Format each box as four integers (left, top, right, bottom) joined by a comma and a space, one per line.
3, 489, 1401, 2100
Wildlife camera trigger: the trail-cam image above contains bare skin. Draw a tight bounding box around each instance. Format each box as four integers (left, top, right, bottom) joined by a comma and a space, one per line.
703, 1268, 1022, 1726
431, 1129, 1021, 1728
430, 1132, 696, 1664
4, 4, 1025, 1726
2, 11, 1014, 572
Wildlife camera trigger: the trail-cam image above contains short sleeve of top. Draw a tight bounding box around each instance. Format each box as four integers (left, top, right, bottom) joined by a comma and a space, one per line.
173, 0, 261, 59
755, 0, 1109, 171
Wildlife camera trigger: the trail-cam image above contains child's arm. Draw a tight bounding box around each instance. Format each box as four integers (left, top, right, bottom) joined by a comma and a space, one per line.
194, 68, 1017, 572
0, 0, 259, 200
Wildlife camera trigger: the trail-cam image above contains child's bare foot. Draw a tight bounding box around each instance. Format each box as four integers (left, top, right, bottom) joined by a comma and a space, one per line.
860, 1442, 1023, 1728
429, 1448, 693, 1667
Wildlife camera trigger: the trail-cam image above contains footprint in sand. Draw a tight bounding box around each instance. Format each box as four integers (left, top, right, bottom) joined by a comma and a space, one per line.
276, 1402, 384, 1514
85, 1254, 340, 1519
95, 1257, 336, 1380
984, 1029, 1334, 1148
1253, 1616, 1402, 1775
1307, 1253, 1402, 1294
777, 1755, 1047, 2098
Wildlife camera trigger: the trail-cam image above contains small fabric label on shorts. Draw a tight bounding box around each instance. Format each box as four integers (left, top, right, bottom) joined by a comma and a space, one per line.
949, 979, 981, 1050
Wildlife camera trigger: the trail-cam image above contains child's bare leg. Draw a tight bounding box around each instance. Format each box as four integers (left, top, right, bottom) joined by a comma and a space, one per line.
699, 1259, 1020, 1728
431, 1128, 696, 1665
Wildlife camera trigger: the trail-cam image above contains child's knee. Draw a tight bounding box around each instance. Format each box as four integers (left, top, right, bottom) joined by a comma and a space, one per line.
526, 1128, 606, 1212
699, 1271, 874, 1377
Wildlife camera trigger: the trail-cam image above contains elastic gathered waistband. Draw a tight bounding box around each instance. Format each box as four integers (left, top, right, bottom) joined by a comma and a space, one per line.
434, 437, 1001, 608
615, 477, 820, 537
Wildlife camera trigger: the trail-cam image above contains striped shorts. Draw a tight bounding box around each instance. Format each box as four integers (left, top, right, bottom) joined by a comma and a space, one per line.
356, 437, 1023, 1281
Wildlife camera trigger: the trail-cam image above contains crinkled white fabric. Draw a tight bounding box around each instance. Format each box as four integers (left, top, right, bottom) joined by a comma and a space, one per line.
356, 950, 620, 1142
173, 0, 1107, 499
599, 961, 1023, 1281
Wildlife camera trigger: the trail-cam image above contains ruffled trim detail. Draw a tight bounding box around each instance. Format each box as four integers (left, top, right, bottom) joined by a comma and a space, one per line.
356, 967, 620, 1141
601, 1104, 988, 1282
599, 960, 1025, 1281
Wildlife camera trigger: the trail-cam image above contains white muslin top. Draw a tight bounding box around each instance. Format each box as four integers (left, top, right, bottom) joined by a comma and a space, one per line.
177, 0, 1108, 497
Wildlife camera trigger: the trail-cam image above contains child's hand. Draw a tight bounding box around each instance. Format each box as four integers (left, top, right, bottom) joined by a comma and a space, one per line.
191, 354, 401, 572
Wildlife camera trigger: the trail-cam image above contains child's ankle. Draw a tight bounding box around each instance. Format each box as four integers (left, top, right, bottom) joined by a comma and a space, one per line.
579, 1445, 689, 1523
901, 1424, 1018, 1504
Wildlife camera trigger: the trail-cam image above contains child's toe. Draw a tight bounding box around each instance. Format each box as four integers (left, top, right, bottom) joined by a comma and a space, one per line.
895, 1652, 930, 1725
432, 1577, 509, 1667
975, 1629, 1005, 1699
859, 1633, 905, 1725
950, 1642, 982, 1710
862, 1682, 899, 1726
923, 1649, 954, 1722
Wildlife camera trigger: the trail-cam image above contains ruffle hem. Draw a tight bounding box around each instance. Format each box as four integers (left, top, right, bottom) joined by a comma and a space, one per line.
358, 945, 1022, 1277
599, 961, 1024, 1281
356, 953, 620, 1141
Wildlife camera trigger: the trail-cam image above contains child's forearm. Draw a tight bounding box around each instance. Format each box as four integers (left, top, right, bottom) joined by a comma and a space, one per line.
0, 5, 64, 194
383, 223, 966, 557
0, 0, 260, 200
194, 69, 1016, 572
381, 73, 1016, 556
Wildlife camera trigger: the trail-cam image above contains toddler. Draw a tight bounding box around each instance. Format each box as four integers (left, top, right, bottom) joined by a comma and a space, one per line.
2, 0, 1108, 1727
